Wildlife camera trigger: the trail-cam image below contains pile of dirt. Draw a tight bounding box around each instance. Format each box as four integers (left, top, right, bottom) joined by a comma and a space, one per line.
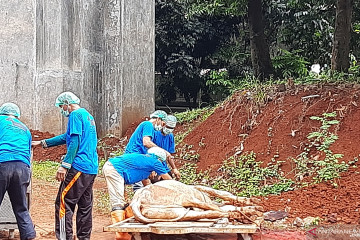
180, 83, 360, 224
262, 167, 360, 224
97, 135, 127, 160
31, 130, 66, 162
183, 84, 360, 171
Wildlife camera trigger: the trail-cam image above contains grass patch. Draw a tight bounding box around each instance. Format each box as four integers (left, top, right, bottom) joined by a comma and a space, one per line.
94, 189, 111, 214
32, 160, 59, 182
175, 107, 214, 124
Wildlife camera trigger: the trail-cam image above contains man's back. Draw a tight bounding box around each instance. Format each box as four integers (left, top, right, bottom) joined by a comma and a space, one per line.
66, 108, 98, 174
125, 121, 155, 154
0, 115, 31, 165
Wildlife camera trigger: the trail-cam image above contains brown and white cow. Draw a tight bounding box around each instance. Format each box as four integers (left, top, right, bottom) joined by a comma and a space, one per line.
130, 180, 263, 224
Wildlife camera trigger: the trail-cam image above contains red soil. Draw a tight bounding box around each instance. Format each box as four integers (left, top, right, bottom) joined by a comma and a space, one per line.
181, 84, 360, 224
261, 167, 360, 224
183, 84, 360, 172
31, 130, 66, 162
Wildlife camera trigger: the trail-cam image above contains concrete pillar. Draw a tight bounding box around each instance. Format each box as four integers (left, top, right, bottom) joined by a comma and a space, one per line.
0, 0, 155, 137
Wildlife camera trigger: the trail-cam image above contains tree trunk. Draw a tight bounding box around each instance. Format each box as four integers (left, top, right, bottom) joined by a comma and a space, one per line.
248, 0, 274, 80
331, 0, 353, 72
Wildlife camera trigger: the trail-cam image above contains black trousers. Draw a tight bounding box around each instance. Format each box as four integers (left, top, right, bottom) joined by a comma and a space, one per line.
55, 167, 96, 240
0, 161, 36, 240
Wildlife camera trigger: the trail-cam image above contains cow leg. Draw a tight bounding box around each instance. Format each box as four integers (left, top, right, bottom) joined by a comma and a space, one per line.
184, 198, 221, 211
180, 210, 228, 221
220, 206, 264, 216
193, 186, 260, 205
142, 207, 227, 221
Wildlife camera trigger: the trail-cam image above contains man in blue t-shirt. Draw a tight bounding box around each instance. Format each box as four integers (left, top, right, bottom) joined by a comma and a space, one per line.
32, 92, 98, 240
153, 115, 181, 179
0, 103, 36, 240
103, 146, 172, 238
125, 110, 168, 154
125, 110, 171, 191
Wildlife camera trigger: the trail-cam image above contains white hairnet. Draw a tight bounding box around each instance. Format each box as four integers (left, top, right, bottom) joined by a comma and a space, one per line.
149, 110, 167, 121
147, 147, 167, 162
0, 102, 21, 118
55, 92, 80, 107
165, 115, 177, 128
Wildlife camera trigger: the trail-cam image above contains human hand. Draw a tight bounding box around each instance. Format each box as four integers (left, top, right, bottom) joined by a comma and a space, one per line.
32, 141, 42, 146
172, 168, 181, 180
56, 166, 68, 182
149, 171, 158, 180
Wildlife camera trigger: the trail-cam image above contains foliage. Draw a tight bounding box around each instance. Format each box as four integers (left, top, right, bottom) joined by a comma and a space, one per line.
272, 49, 309, 78
97, 138, 124, 175
32, 161, 59, 183
264, 0, 336, 66
176, 144, 200, 161
186, 0, 247, 17
175, 107, 214, 124
179, 162, 210, 185
155, 75, 177, 104
212, 153, 294, 197
155, 0, 360, 102
293, 112, 349, 184
179, 152, 294, 197
204, 68, 244, 99
155, 0, 241, 105
349, 54, 360, 77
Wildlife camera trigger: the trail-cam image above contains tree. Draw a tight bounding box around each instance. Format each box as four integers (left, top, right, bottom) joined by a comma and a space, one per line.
248, 0, 273, 79
331, 0, 353, 72
155, 0, 242, 106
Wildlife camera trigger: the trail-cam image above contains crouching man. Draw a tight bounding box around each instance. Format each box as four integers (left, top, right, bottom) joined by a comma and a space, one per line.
103, 147, 172, 239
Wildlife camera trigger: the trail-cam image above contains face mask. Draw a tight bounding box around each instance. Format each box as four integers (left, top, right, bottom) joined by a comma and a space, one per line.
60, 106, 70, 117
154, 124, 163, 131
163, 127, 174, 135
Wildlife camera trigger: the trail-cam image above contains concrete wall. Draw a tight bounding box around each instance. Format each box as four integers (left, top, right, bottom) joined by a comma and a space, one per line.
0, 0, 155, 137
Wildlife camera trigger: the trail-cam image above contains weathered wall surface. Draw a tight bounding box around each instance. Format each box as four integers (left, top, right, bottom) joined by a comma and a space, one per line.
0, 0, 154, 137
0, 0, 36, 127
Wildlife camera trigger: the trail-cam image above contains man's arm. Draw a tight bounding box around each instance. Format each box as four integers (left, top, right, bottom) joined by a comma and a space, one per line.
32, 133, 67, 148
143, 136, 157, 149
166, 155, 180, 180
55, 134, 80, 181
159, 173, 172, 180
141, 178, 152, 186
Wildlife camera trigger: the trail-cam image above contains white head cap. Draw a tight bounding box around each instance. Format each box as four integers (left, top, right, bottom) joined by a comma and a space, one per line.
147, 147, 167, 162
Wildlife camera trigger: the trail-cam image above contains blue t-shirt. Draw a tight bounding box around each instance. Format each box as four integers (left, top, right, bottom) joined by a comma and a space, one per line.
0, 115, 31, 166
125, 121, 155, 154
153, 131, 175, 154
66, 108, 98, 174
109, 153, 170, 184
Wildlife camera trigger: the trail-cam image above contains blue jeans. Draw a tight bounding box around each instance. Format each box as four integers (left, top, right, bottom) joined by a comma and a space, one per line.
0, 161, 36, 240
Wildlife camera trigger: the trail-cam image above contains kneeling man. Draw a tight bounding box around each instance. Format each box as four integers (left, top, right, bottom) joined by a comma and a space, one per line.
103, 147, 172, 233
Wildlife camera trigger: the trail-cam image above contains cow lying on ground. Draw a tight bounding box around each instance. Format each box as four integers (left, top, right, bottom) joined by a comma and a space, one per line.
130, 180, 264, 225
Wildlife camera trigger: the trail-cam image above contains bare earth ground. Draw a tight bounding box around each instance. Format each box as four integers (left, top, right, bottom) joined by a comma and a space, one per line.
0, 176, 115, 240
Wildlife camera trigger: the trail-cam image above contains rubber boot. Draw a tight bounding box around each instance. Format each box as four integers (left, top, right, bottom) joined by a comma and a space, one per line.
111, 210, 131, 240
124, 206, 134, 219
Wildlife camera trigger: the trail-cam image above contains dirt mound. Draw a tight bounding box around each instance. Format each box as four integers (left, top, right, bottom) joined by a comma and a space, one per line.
183, 84, 360, 172
181, 83, 360, 224
97, 135, 128, 160
31, 130, 66, 162
262, 167, 360, 224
